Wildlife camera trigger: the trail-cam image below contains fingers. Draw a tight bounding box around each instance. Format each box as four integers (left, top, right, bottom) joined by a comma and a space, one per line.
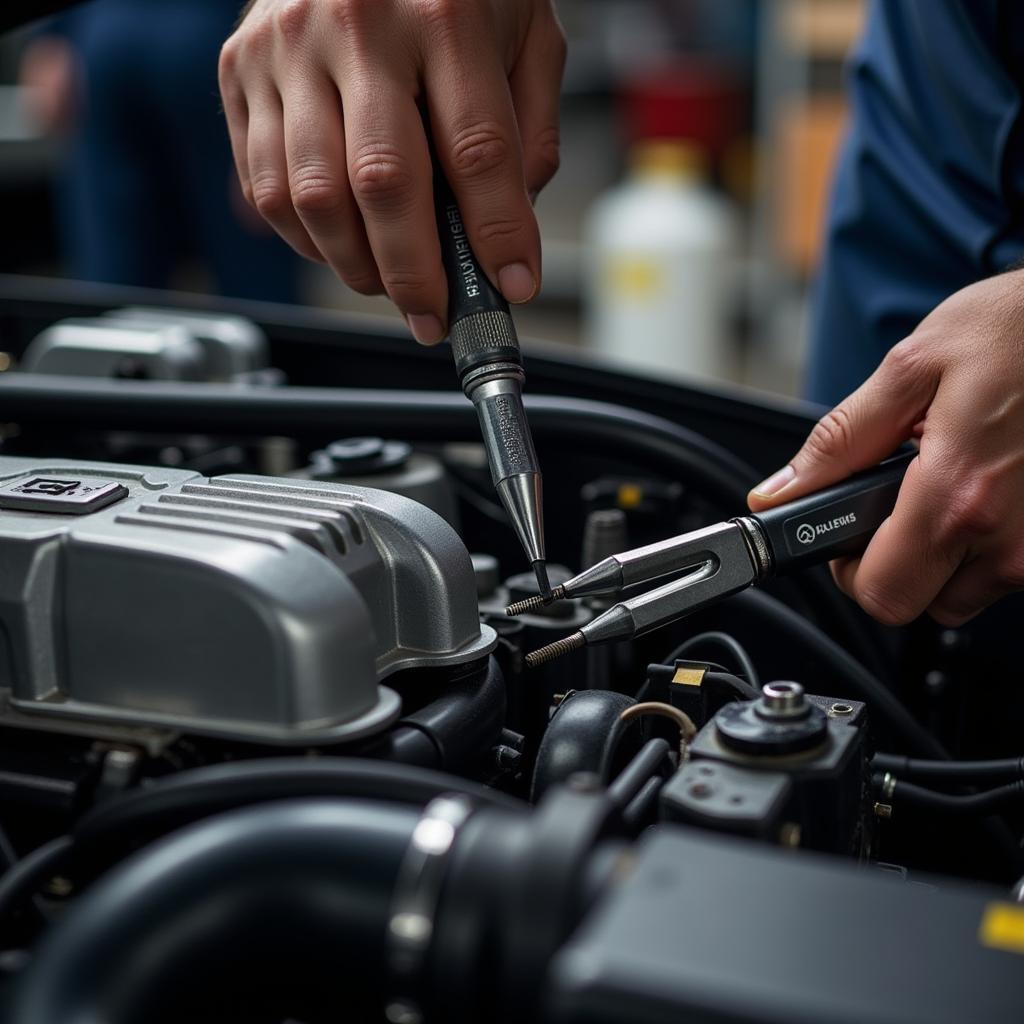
280, 72, 382, 294
748, 338, 940, 511
509, 11, 567, 198
336, 71, 448, 343
829, 455, 968, 625
245, 87, 325, 263
423, 6, 541, 305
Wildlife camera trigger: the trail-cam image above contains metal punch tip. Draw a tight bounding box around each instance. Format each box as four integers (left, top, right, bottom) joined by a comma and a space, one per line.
525, 631, 585, 668
505, 584, 567, 617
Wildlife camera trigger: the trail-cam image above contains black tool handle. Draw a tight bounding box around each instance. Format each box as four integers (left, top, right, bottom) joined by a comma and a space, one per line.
433, 172, 523, 382
752, 450, 916, 574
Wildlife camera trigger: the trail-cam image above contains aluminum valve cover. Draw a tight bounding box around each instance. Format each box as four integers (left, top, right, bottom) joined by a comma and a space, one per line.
0, 457, 496, 744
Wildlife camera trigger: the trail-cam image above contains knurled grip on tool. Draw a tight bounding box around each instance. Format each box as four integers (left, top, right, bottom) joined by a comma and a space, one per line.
435, 173, 524, 379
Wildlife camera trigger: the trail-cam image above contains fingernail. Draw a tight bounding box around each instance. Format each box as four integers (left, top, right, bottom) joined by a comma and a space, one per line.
751, 464, 796, 498
498, 263, 537, 304
407, 313, 446, 346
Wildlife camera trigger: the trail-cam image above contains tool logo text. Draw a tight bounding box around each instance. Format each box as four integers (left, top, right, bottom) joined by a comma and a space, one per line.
796, 512, 857, 545
446, 206, 481, 298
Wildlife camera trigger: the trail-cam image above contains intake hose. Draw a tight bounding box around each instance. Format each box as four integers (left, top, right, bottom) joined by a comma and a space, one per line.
11, 801, 419, 1024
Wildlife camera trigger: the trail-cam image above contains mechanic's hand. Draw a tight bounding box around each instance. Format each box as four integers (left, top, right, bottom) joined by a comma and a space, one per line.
219, 0, 566, 344
748, 270, 1024, 628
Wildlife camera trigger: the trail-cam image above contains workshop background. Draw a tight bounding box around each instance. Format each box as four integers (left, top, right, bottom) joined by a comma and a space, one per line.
0, 0, 864, 398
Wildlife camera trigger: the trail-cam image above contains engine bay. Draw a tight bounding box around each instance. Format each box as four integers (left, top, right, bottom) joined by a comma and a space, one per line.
0, 278, 1022, 1023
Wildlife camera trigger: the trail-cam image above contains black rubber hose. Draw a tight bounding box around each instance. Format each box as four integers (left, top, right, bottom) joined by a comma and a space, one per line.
664, 631, 761, 687
881, 778, 1024, 817
0, 376, 756, 508
607, 738, 671, 809
71, 757, 524, 878
0, 836, 72, 929
397, 658, 506, 771
873, 753, 1024, 787
10, 801, 419, 1024
620, 776, 664, 831
733, 589, 947, 759
531, 690, 641, 801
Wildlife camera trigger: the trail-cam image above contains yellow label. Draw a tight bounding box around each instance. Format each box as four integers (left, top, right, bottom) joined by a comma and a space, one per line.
604, 259, 664, 299
617, 483, 644, 509
979, 903, 1024, 954
672, 666, 706, 687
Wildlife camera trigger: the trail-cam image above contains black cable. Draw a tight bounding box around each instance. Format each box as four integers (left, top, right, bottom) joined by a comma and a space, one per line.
733, 589, 947, 759
0, 376, 757, 508
607, 738, 671, 809
873, 753, 1024, 788
0, 835, 73, 928
664, 631, 760, 688
881, 778, 1024, 817
620, 776, 664, 831
72, 757, 524, 872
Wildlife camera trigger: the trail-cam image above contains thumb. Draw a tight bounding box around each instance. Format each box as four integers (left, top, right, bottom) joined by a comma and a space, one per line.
747, 341, 937, 511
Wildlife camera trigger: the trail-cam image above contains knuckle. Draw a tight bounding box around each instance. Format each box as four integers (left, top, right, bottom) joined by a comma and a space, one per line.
940, 473, 1001, 541
379, 267, 436, 301
805, 405, 857, 463
218, 39, 240, 80
530, 125, 561, 182
289, 168, 345, 217
276, 0, 315, 38
341, 270, 384, 295
475, 216, 528, 247
881, 334, 936, 386
450, 124, 512, 181
416, 0, 464, 30
349, 146, 415, 210
329, 0, 377, 33
250, 177, 290, 219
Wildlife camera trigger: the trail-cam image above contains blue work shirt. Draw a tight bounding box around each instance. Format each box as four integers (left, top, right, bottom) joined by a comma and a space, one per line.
806, 0, 1024, 406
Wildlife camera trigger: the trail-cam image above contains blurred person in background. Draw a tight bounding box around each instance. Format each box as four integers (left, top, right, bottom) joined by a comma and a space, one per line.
19, 0, 300, 302
218, 0, 1024, 635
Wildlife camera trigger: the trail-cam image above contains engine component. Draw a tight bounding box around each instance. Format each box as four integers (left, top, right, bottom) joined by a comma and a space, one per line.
298, 436, 459, 528
0, 456, 495, 745
21, 308, 270, 383
548, 827, 1024, 1024
662, 683, 868, 854
531, 690, 642, 801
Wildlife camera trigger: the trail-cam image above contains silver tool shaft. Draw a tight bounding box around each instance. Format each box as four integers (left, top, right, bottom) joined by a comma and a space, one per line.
435, 171, 548, 596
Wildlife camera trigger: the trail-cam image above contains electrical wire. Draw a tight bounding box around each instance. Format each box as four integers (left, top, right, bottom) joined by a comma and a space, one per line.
620, 703, 697, 762
732, 589, 947, 759
872, 753, 1024, 788
664, 631, 760, 688
879, 777, 1024, 817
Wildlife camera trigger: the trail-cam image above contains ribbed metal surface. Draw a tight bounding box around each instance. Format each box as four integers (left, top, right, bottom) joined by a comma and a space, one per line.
119, 479, 370, 566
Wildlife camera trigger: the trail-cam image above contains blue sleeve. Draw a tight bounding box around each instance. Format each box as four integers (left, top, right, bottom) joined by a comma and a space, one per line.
806, 0, 1024, 405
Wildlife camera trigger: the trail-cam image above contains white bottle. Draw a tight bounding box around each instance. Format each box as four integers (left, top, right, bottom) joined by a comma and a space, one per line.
582, 141, 736, 384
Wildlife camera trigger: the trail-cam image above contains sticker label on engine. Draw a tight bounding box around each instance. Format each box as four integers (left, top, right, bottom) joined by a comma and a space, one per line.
979, 903, 1024, 955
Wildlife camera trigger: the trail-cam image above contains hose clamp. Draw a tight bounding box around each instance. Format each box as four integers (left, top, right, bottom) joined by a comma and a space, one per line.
386, 793, 476, 1024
